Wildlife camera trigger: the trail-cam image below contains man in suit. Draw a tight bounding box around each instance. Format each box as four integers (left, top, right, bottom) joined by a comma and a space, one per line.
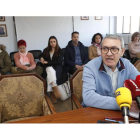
64, 31, 88, 74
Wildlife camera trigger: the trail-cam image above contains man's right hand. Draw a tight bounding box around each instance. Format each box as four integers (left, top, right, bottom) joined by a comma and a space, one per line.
40, 57, 48, 64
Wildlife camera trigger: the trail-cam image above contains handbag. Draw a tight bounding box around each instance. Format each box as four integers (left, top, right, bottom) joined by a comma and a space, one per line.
58, 81, 71, 101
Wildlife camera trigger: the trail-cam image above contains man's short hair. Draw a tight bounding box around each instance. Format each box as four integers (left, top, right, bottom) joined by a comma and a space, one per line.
71, 31, 79, 37
101, 34, 125, 49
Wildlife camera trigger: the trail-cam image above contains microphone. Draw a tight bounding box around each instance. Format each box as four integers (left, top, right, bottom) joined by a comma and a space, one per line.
124, 78, 140, 110
115, 87, 132, 124
136, 75, 140, 84
124, 78, 140, 123
135, 75, 140, 110
123, 79, 139, 100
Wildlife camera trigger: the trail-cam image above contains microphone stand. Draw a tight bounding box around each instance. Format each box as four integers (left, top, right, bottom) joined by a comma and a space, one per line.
121, 106, 129, 124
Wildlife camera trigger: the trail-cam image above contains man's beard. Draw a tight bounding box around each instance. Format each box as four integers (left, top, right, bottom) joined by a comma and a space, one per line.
73, 41, 78, 45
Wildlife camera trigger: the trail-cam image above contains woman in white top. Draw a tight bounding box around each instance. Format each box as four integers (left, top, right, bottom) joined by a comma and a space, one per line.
39, 36, 68, 103
128, 32, 140, 64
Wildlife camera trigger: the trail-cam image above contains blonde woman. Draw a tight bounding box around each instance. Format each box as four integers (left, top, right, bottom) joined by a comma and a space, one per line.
128, 32, 140, 64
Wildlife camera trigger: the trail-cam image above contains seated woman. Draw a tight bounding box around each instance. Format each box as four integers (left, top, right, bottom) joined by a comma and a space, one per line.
0, 44, 12, 76
11, 39, 43, 75
39, 36, 68, 103
128, 32, 140, 64
89, 33, 103, 60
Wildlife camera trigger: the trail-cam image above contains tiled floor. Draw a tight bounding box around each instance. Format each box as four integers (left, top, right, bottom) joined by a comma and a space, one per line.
46, 92, 72, 113
53, 98, 72, 113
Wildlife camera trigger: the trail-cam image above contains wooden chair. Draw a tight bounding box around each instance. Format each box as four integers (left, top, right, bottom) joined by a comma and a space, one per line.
70, 68, 83, 110
134, 60, 140, 72
0, 73, 56, 123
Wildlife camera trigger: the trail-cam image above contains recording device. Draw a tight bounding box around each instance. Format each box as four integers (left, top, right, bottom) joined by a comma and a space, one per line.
97, 120, 111, 123
123, 79, 140, 110
115, 87, 132, 124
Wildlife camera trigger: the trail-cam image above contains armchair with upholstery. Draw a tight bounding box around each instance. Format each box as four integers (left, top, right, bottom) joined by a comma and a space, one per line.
0, 73, 56, 123
70, 69, 83, 110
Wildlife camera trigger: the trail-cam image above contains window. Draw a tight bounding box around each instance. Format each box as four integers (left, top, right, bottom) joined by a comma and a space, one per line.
117, 16, 140, 34
123, 16, 130, 33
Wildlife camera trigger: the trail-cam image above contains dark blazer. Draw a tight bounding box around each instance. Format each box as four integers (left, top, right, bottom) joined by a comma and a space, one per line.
64, 40, 89, 72
39, 48, 68, 85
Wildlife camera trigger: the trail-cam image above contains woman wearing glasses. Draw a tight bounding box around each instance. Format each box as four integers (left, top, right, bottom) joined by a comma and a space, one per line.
11, 39, 43, 75
128, 32, 140, 64
89, 33, 103, 60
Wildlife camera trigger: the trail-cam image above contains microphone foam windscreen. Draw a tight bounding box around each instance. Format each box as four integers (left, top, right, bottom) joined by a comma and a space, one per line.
136, 75, 140, 87
123, 79, 137, 100
115, 87, 132, 109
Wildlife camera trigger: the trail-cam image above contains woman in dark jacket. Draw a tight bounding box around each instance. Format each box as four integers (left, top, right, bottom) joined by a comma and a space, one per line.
39, 36, 68, 103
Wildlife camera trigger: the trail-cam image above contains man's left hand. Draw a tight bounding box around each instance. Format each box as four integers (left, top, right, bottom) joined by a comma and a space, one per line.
82, 65, 85, 68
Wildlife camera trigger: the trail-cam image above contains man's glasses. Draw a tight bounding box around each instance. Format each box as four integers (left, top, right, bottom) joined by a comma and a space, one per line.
101, 47, 120, 54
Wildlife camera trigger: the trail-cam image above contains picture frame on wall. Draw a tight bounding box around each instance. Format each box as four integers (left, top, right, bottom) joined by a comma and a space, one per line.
95, 16, 103, 20
0, 16, 5, 21
81, 16, 89, 20
0, 24, 8, 37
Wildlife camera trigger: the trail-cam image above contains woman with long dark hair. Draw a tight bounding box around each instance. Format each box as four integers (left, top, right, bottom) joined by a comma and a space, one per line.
40, 36, 68, 103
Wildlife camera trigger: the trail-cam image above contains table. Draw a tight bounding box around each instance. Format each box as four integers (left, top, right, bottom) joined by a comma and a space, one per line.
10, 107, 137, 123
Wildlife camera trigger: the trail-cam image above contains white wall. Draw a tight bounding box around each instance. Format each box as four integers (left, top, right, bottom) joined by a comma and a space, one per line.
0, 16, 118, 54
15, 16, 73, 51
73, 16, 113, 47
0, 16, 17, 54
109, 16, 116, 34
